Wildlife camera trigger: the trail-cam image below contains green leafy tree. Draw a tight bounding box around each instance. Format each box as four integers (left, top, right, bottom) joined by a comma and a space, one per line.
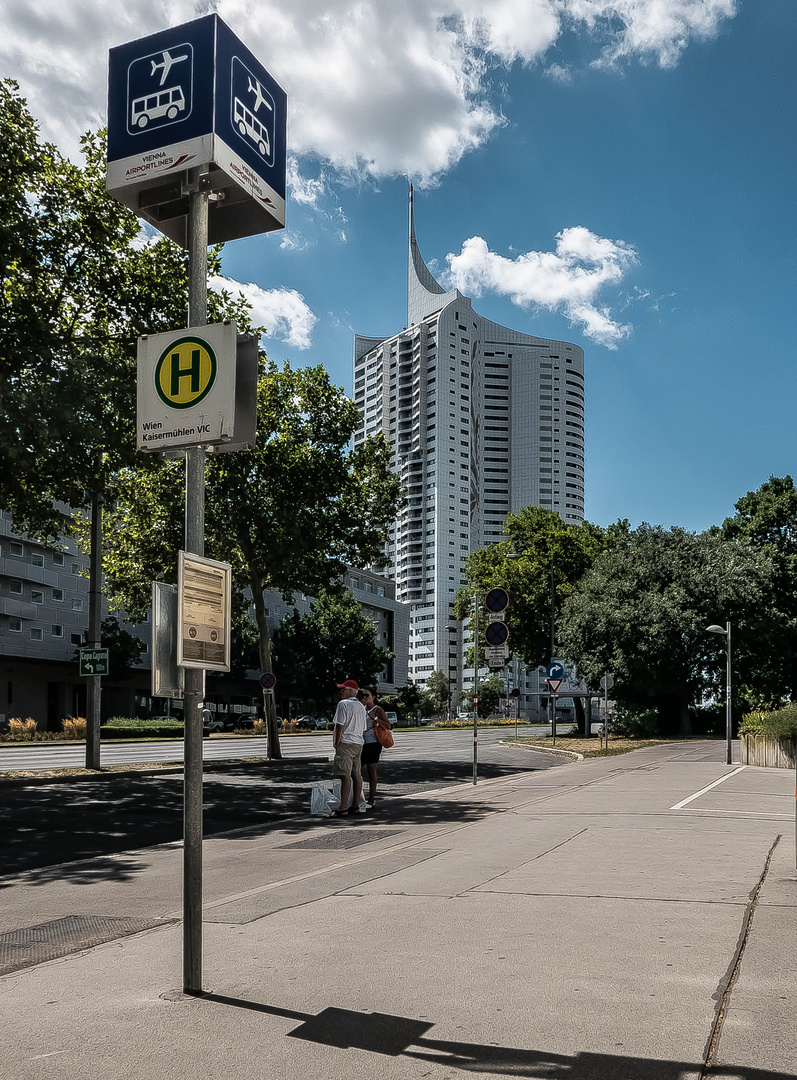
458, 674, 504, 719
424, 670, 450, 715
454, 505, 622, 670
718, 475, 797, 704
1, 83, 185, 539
273, 589, 392, 711
380, 684, 425, 726
102, 360, 402, 756
557, 525, 783, 736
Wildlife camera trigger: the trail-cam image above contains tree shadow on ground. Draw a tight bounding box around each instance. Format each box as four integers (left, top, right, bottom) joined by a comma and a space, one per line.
195, 995, 791, 1080
0, 758, 543, 881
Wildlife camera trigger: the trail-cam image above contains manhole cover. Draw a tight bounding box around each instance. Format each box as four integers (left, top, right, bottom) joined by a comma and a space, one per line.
280, 829, 403, 851
0, 915, 173, 975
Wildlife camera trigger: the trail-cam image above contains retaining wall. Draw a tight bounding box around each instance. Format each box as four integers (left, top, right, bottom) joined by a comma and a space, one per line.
741, 734, 797, 768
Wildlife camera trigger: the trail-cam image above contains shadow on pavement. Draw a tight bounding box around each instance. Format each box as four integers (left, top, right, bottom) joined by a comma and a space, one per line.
195, 995, 791, 1080
0, 759, 541, 882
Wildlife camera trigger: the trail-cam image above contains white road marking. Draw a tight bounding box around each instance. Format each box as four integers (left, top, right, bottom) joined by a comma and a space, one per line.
669, 766, 747, 810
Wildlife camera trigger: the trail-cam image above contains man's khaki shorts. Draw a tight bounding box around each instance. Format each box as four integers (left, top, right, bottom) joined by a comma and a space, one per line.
332, 742, 362, 778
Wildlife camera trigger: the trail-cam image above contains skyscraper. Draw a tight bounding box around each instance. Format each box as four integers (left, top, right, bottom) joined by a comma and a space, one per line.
353, 192, 585, 687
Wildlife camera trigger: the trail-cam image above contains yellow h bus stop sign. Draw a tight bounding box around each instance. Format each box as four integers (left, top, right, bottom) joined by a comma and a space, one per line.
137, 322, 237, 452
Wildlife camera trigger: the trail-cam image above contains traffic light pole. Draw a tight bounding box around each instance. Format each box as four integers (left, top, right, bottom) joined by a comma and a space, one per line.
183, 167, 209, 996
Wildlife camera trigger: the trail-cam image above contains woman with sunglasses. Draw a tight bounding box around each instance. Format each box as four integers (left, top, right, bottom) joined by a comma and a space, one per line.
358, 685, 390, 809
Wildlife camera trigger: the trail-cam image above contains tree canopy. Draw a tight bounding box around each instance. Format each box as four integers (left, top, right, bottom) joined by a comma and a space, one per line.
0, 79, 251, 542
557, 524, 784, 734
273, 590, 393, 710
454, 505, 623, 670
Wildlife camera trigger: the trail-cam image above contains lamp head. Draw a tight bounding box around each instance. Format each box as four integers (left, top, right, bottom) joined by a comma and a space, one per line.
705, 624, 727, 636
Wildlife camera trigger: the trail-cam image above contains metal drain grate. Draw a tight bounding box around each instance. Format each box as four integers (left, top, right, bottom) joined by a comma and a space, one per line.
280, 829, 403, 851
0, 915, 173, 976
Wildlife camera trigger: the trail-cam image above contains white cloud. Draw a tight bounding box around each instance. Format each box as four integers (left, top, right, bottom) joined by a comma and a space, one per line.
443, 226, 638, 348
1, 1, 738, 182
209, 275, 318, 350
566, 0, 738, 68
286, 155, 328, 208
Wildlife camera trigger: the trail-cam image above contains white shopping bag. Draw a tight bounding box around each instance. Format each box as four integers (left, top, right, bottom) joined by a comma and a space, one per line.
310, 779, 341, 817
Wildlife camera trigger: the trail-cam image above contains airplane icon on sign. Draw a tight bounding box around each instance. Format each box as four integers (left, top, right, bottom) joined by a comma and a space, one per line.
151, 49, 189, 87
248, 76, 273, 114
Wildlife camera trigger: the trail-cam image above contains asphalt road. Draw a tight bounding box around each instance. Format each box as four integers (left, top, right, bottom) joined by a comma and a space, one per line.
0, 736, 567, 879
0, 723, 582, 772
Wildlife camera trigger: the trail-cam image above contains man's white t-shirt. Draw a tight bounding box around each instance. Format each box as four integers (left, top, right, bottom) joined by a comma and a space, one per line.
333, 698, 367, 745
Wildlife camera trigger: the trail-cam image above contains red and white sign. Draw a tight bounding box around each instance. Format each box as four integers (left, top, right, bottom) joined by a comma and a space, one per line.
546, 678, 562, 694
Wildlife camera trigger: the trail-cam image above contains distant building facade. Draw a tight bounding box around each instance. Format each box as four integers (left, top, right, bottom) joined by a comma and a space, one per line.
261, 567, 408, 696
0, 507, 408, 727
353, 192, 586, 711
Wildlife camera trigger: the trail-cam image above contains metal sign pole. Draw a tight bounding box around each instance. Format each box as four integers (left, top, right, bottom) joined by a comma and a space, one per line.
86, 492, 103, 770
473, 594, 479, 785
183, 167, 208, 996
552, 692, 557, 747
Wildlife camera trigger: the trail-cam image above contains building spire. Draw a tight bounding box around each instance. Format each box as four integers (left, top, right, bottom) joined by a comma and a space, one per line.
408, 185, 446, 327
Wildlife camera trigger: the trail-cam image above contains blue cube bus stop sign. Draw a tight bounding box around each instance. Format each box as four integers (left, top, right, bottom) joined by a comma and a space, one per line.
107, 13, 286, 246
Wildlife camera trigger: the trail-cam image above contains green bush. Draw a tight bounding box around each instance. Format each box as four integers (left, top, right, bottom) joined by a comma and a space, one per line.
101, 716, 208, 739
104, 716, 182, 728
611, 707, 661, 739
739, 703, 797, 739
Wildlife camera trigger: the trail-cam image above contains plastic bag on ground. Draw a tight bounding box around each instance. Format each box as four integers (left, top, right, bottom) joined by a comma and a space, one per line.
310, 779, 341, 817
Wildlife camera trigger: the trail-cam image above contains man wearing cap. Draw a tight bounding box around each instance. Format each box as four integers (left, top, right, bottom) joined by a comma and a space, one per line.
332, 679, 368, 816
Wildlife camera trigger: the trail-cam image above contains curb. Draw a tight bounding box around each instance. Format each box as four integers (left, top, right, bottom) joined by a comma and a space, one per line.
498, 739, 583, 761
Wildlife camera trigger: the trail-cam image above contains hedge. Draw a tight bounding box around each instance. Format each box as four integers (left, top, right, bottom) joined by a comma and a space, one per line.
739, 702, 797, 739
100, 716, 209, 739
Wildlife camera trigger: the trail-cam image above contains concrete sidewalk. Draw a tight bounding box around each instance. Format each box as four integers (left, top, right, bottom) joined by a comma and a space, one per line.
2, 741, 795, 1080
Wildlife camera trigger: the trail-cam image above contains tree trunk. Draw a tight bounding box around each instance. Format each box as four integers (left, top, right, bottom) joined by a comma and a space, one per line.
678, 699, 692, 738
250, 569, 281, 759
574, 696, 588, 736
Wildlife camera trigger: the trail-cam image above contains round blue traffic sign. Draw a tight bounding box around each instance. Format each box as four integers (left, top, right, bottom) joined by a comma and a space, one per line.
546, 662, 565, 680
486, 621, 509, 647
259, 672, 276, 689
485, 588, 509, 613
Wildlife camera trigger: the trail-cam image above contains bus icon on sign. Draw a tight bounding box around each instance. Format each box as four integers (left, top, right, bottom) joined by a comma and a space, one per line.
231, 57, 274, 165
132, 85, 186, 129
126, 45, 193, 135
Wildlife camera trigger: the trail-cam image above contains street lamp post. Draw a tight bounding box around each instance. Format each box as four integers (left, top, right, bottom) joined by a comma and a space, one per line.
706, 622, 732, 765
445, 623, 458, 724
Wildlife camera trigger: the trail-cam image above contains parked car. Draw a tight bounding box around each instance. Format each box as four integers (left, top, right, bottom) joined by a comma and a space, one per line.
297, 715, 315, 730
315, 717, 330, 730
384, 711, 398, 727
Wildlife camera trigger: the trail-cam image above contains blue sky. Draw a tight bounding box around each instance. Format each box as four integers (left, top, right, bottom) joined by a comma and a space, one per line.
4, 1, 794, 533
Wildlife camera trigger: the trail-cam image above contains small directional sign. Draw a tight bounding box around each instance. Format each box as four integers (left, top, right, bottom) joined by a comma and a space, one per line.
546, 661, 565, 680
485, 588, 509, 614
79, 648, 109, 677
485, 621, 509, 647
486, 648, 509, 668
546, 678, 562, 694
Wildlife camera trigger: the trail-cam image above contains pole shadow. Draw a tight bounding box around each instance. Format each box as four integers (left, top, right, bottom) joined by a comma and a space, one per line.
193, 995, 792, 1080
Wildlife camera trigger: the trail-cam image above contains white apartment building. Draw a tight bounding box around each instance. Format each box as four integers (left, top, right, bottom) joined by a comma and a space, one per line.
353, 192, 585, 694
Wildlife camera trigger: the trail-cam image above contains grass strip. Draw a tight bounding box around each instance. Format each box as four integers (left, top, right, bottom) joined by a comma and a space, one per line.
505, 737, 686, 758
